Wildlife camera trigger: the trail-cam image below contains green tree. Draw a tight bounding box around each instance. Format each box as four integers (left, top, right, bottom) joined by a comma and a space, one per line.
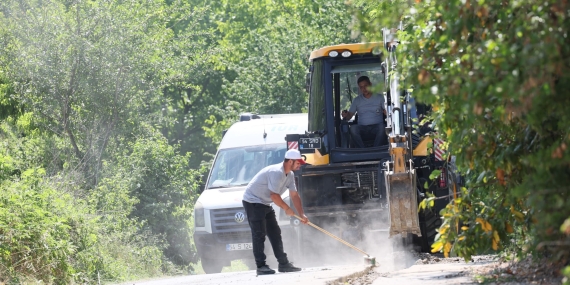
121, 129, 201, 266
201, 0, 356, 144
356, 0, 570, 263
0, 0, 208, 279
0, 0, 207, 184
154, 3, 225, 167
0, 116, 167, 283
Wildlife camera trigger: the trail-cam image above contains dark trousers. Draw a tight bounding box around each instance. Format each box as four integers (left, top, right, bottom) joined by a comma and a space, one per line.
242, 200, 288, 267
350, 123, 387, 148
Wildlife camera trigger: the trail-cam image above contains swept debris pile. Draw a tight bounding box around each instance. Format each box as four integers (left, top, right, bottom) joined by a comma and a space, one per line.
327, 253, 564, 285
471, 256, 565, 284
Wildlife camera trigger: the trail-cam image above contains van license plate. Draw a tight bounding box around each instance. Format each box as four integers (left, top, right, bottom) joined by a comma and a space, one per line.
226, 243, 253, 251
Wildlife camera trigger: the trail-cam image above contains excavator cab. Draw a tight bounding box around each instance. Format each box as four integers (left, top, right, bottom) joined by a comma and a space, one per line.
303, 44, 389, 163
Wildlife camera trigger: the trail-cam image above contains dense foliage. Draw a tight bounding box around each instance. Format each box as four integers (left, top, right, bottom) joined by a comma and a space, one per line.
355, 0, 570, 277
201, 0, 355, 144
4, 0, 567, 282
0, 0, 353, 283
0, 0, 206, 283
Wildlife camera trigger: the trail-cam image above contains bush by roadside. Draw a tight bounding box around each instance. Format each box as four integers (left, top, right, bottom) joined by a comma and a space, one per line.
0, 119, 201, 284
354, 0, 570, 277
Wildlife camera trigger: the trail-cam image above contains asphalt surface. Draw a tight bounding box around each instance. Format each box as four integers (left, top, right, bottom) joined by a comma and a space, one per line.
370, 261, 495, 285
327, 254, 501, 285
118, 264, 369, 285
122, 259, 499, 285
119, 252, 505, 285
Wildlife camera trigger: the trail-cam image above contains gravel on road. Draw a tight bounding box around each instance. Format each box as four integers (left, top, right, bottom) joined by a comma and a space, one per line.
327, 251, 564, 285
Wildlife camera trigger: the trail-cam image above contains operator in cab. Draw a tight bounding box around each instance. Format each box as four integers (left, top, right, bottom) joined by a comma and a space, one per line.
341, 76, 387, 148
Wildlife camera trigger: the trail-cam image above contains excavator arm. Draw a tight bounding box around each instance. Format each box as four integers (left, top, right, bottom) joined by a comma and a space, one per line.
383, 27, 421, 237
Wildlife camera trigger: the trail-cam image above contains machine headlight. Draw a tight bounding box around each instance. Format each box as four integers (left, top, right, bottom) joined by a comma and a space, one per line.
328, 50, 339, 57
194, 201, 205, 227
341, 51, 352, 57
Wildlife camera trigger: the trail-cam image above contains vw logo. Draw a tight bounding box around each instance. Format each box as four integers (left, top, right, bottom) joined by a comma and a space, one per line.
234, 212, 246, 223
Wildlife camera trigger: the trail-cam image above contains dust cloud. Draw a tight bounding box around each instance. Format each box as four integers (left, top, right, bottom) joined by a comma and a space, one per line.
280, 212, 418, 271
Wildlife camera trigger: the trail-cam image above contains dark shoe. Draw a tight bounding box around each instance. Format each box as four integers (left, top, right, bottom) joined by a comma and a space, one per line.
256, 265, 275, 275
278, 262, 301, 273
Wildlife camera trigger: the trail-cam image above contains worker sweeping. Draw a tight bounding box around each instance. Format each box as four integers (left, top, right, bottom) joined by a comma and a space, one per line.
242, 149, 309, 275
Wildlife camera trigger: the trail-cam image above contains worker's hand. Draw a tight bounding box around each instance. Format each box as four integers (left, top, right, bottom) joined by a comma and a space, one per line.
299, 214, 309, 225
285, 208, 295, 217
341, 110, 348, 119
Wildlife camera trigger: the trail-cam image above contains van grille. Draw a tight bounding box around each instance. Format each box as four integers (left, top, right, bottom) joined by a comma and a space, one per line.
210, 207, 251, 233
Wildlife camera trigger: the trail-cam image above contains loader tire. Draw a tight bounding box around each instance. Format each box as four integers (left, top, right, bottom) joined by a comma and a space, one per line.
419, 207, 441, 252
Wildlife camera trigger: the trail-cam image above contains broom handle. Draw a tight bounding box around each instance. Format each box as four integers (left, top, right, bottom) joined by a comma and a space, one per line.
293, 214, 370, 257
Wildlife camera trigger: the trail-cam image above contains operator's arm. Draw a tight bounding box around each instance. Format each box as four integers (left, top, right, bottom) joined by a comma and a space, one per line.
270, 192, 309, 224
343, 98, 359, 120
341, 110, 355, 120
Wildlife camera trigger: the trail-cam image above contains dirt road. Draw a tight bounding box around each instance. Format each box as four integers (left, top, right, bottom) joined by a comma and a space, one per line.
328, 253, 563, 285
117, 264, 369, 285
328, 254, 498, 285
121, 253, 507, 285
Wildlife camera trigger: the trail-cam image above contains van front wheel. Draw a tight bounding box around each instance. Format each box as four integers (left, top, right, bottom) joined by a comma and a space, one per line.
201, 257, 224, 274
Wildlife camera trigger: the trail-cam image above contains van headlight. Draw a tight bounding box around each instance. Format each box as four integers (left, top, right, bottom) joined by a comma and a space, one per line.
194, 201, 205, 227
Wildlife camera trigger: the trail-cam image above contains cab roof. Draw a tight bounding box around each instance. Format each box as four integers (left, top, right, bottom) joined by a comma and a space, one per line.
309, 42, 382, 61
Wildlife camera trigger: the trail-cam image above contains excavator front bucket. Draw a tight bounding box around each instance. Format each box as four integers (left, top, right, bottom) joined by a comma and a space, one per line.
385, 169, 421, 237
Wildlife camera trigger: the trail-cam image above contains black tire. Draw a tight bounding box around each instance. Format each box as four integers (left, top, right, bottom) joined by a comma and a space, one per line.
417, 163, 462, 253
201, 257, 224, 274
419, 207, 441, 252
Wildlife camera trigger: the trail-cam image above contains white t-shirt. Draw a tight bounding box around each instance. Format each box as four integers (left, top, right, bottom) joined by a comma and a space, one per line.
349, 94, 385, 126
242, 163, 296, 205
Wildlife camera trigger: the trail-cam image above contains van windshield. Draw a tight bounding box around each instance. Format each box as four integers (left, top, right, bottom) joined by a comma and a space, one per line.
206, 144, 287, 189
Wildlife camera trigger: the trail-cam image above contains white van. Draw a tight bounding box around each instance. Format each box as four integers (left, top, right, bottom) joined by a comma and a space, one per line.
193, 113, 307, 274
